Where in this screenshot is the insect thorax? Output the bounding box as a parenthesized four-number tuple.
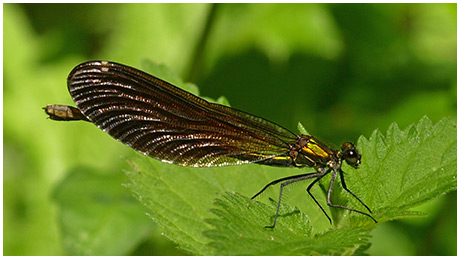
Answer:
(290, 135, 338, 168)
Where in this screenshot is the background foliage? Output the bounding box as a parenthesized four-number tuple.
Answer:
(4, 3, 456, 255)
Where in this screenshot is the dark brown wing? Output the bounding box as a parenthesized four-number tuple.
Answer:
(68, 61, 298, 167)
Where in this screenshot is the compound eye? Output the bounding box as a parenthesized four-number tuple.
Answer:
(341, 142, 361, 168)
(346, 150, 360, 165)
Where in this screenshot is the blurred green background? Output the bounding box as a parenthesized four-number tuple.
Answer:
(4, 3, 456, 255)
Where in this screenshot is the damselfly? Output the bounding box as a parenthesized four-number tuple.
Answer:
(44, 61, 377, 228)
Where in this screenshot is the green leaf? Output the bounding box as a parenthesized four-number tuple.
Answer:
(53, 167, 154, 255)
(203, 193, 370, 255)
(123, 157, 296, 255)
(297, 122, 310, 135)
(350, 116, 457, 225)
(124, 115, 456, 255)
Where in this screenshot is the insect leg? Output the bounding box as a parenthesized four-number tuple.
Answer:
(251, 172, 320, 200)
(306, 169, 331, 224)
(326, 169, 377, 223)
(261, 173, 323, 229)
(338, 169, 373, 214)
